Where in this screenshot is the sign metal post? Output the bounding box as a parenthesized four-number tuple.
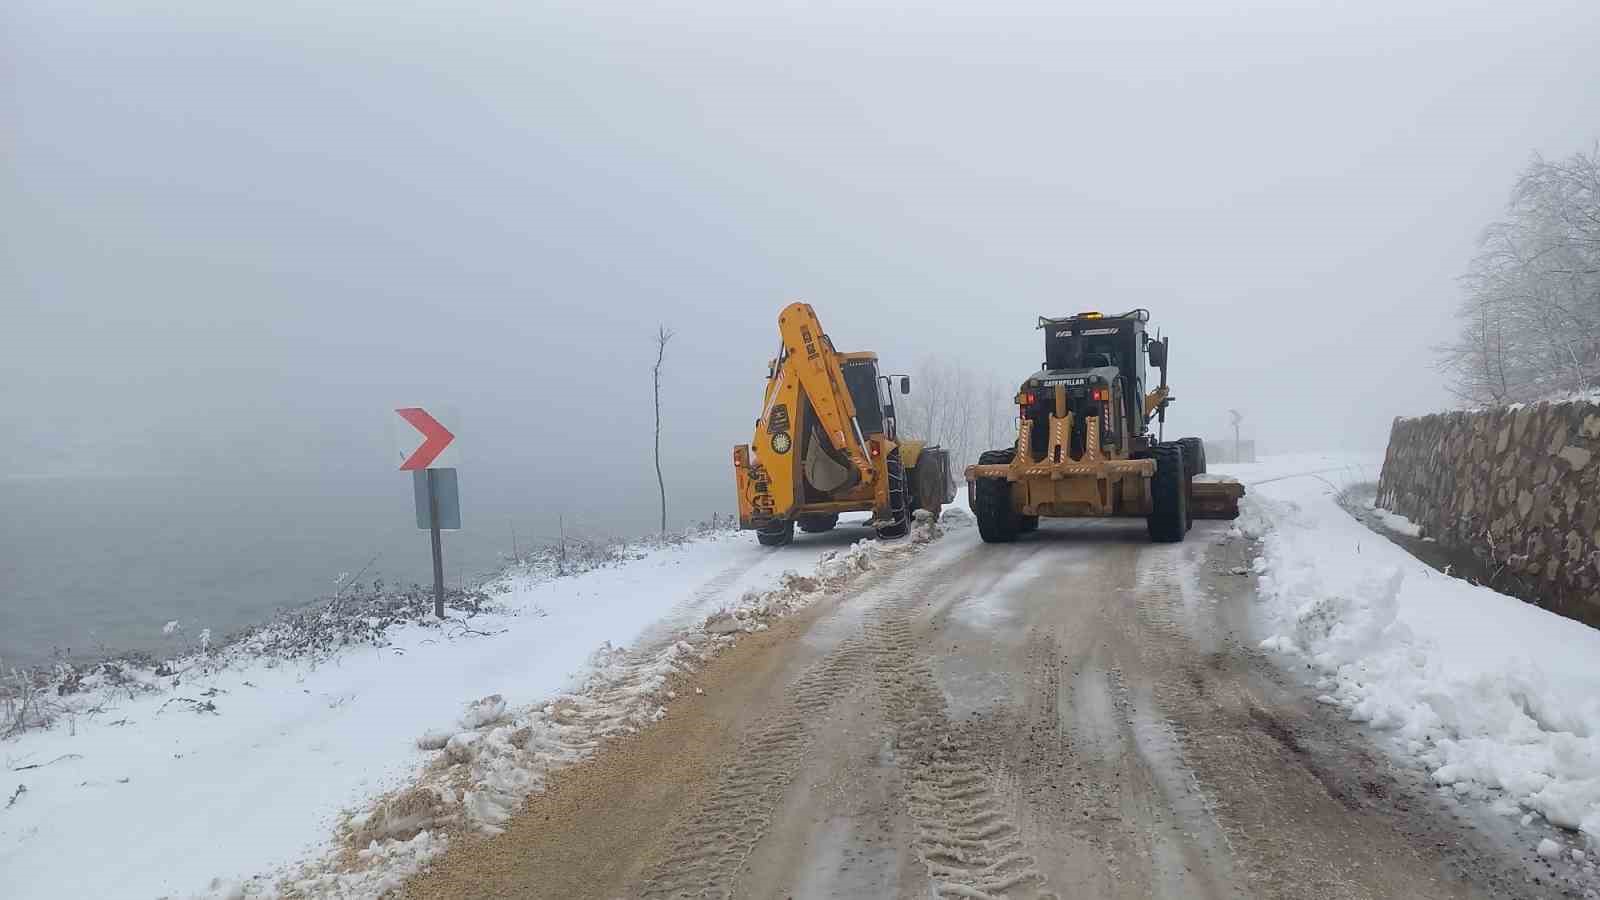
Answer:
(396, 407, 460, 620)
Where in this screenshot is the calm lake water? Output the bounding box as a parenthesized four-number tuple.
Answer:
(0, 469, 665, 667)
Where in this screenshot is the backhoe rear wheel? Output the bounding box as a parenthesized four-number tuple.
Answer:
(1147, 443, 1188, 543)
(875, 448, 911, 540)
(975, 448, 1020, 543)
(756, 519, 795, 546)
(903, 474, 942, 521)
(797, 513, 839, 533)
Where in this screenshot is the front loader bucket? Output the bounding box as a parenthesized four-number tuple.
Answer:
(1190, 475, 1245, 519)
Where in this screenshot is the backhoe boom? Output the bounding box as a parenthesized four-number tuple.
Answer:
(732, 302, 955, 546)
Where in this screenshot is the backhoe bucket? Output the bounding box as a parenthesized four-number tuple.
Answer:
(1190, 475, 1245, 519)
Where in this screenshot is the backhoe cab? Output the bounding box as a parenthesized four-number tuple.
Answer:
(966, 309, 1243, 543)
(734, 303, 954, 546)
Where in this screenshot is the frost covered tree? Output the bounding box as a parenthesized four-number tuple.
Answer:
(897, 356, 1014, 468)
(1439, 146, 1600, 404)
(982, 374, 1018, 452)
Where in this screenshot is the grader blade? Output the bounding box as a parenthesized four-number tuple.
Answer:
(1190, 475, 1245, 519)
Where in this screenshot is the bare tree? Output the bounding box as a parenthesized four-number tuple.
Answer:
(898, 355, 1011, 468)
(1438, 145, 1600, 404)
(983, 375, 1016, 452)
(653, 325, 674, 535)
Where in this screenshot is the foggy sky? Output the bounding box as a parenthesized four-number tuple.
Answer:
(5, 0, 1599, 532)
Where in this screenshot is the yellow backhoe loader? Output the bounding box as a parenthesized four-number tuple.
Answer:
(733, 302, 955, 546)
(965, 309, 1244, 543)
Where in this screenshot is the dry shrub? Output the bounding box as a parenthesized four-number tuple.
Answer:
(2, 669, 66, 739)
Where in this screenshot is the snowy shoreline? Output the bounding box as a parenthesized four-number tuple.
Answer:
(1, 510, 958, 899)
(0, 521, 745, 738)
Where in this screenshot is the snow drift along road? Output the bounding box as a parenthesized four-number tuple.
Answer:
(1242, 454, 1600, 849)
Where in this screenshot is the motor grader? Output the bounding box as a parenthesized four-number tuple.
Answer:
(965, 309, 1243, 543)
(733, 302, 955, 546)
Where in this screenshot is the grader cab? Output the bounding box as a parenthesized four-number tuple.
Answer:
(965, 310, 1243, 543)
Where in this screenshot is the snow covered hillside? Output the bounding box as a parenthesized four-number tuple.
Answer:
(0, 513, 956, 899)
(1234, 453, 1600, 859)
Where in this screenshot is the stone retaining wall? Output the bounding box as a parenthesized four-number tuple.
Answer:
(1377, 400, 1600, 627)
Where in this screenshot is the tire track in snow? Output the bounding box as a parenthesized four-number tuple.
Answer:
(865, 569, 1054, 900)
(636, 532, 1055, 900)
(636, 624, 878, 897)
(1124, 529, 1252, 899)
(634, 545, 962, 898)
(872, 610, 1053, 900)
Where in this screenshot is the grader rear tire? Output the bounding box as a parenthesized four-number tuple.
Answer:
(977, 448, 1017, 466)
(1147, 443, 1188, 543)
(975, 448, 1021, 543)
(975, 477, 1017, 543)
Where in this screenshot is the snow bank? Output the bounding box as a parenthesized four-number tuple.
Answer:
(0, 514, 953, 899)
(1370, 507, 1423, 538)
(1233, 454, 1600, 845)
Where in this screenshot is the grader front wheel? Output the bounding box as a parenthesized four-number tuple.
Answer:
(1178, 437, 1207, 475)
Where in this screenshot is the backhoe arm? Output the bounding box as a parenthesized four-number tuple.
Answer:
(1143, 385, 1170, 422)
(770, 302, 874, 482)
(741, 302, 876, 523)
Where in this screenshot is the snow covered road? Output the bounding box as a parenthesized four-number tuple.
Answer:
(400, 454, 1598, 900)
